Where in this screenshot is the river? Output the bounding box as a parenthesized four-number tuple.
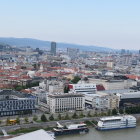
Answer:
(56, 125, 140, 140)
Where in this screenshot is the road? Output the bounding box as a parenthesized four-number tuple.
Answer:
(1, 114, 140, 132)
(0, 117, 98, 132)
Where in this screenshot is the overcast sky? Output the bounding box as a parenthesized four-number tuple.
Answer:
(0, 0, 140, 49)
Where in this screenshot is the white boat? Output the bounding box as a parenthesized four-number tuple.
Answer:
(97, 115, 136, 130)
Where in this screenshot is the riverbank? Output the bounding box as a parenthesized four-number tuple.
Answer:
(1, 114, 140, 136)
(3, 120, 140, 136)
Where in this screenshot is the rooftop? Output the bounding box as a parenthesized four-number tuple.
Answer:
(7, 129, 54, 140)
(48, 93, 84, 98)
(0, 89, 35, 99)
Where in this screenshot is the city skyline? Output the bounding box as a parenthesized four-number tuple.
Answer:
(0, 0, 140, 49)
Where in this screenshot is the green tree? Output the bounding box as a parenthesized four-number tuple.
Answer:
(71, 76, 81, 84)
(49, 114, 54, 121)
(107, 109, 112, 116)
(58, 114, 62, 120)
(15, 86, 23, 91)
(6, 118, 10, 125)
(83, 77, 88, 81)
(24, 117, 29, 123)
(16, 117, 20, 124)
(33, 115, 38, 122)
(79, 112, 85, 118)
(119, 108, 124, 114)
(100, 112, 106, 116)
(87, 111, 92, 117)
(64, 113, 70, 120)
(72, 112, 78, 119)
(112, 108, 117, 115)
(41, 114, 47, 122)
(64, 86, 69, 93)
(94, 112, 98, 117)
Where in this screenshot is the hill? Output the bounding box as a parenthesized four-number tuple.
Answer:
(0, 37, 115, 52)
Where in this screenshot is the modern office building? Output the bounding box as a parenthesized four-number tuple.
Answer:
(0, 90, 37, 116)
(51, 42, 56, 56)
(47, 93, 84, 113)
(117, 91, 140, 107)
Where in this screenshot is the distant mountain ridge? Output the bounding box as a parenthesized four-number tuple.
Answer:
(0, 37, 115, 52)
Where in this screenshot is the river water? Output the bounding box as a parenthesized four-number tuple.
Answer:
(57, 125, 140, 140)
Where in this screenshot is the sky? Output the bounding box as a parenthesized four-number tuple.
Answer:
(0, 0, 140, 49)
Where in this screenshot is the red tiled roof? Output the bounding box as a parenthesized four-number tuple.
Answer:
(96, 84, 105, 91)
(125, 75, 140, 80)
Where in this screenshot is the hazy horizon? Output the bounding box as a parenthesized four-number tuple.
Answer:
(0, 0, 140, 50)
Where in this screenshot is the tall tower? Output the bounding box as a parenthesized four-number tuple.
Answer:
(51, 42, 56, 56)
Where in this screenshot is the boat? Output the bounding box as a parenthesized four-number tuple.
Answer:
(96, 115, 136, 130)
(53, 122, 89, 136)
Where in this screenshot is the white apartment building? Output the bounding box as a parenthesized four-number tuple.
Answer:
(69, 83, 97, 95)
(47, 93, 84, 113)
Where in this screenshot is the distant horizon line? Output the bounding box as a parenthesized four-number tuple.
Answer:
(0, 36, 139, 51)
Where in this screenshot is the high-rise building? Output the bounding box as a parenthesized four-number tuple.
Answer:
(51, 42, 56, 56)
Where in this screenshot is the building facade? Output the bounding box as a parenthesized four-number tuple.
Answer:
(85, 93, 119, 110)
(51, 42, 56, 56)
(0, 90, 37, 116)
(118, 91, 140, 107)
(47, 93, 84, 113)
(69, 83, 97, 95)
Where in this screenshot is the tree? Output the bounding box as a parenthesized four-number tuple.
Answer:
(64, 113, 70, 120)
(6, 118, 10, 125)
(94, 112, 98, 117)
(49, 114, 54, 121)
(119, 108, 124, 114)
(83, 77, 88, 81)
(79, 112, 85, 118)
(71, 76, 81, 84)
(64, 86, 69, 93)
(24, 117, 29, 123)
(112, 108, 117, 115)
(58, 114, 62, 120)
(15, 85, 23, 91)
(33, 115, 38, 122)
(72, 112, 78, 119)
(107, 109, 112, 116)
(16, 117, 20, 124)
(87, 111, 92, 117)
(125, 106, 140, 114)
(41, 114, 47, 122)
(100, 112, 105, 116)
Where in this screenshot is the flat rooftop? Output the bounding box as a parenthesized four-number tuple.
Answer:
(7, 129, 54, 140)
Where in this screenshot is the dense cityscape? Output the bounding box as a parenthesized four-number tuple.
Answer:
(0, 41, 140, 139)
(1, 0, 140, 140)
